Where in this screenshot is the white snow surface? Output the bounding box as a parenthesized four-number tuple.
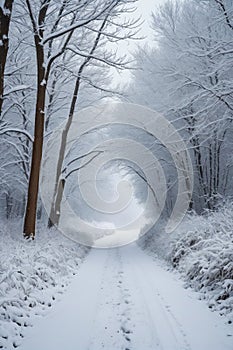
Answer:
(19, 243, 233, 350)
(140, 204, 233, 324)
(0, 222, 89, 350)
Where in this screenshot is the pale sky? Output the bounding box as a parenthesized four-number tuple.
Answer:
(114, 0, 169, 85)
(137, 0, 167, 39)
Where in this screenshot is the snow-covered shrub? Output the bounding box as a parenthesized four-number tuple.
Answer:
(0, 221, 89, 349)
(140, 203, 233, 323)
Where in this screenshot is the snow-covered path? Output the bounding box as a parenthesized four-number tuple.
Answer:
(20, 244, 233, 350)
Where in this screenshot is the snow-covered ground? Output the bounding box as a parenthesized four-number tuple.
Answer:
(140, 204, 233, 325)
(0, 222, 89, 350)
(19, 243, 233, 350)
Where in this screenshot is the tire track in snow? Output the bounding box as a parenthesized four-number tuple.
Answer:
(127, 249, 191, 350)
(87, 248, 135, 350)
(121, 245, 190, 350)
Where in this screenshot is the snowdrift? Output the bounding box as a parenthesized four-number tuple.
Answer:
(140, 203, 233, 324)
(0, 223, 89, 350)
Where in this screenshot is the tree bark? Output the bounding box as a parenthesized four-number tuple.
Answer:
(23, 40, 46, 238)
(24, 0, 76, 237)
(48, 78, 80, 227)
(23, 0, 49, 238)
(0, 0, 14, 116)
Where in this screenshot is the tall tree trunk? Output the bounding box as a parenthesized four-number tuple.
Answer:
(0, 0, 14, 116)
(48, 78, 80, 227)
(23, 0, 50, 238)
(23, 38, 46, 238)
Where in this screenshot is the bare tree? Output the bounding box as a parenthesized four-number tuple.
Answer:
(23, 0, 139, 238)
(128, 0, 233, 213)
(48, 0, 139, 228)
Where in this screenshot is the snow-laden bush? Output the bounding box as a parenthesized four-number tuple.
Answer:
(0, 222, 89, 349)
(140, 203, 233, 324)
